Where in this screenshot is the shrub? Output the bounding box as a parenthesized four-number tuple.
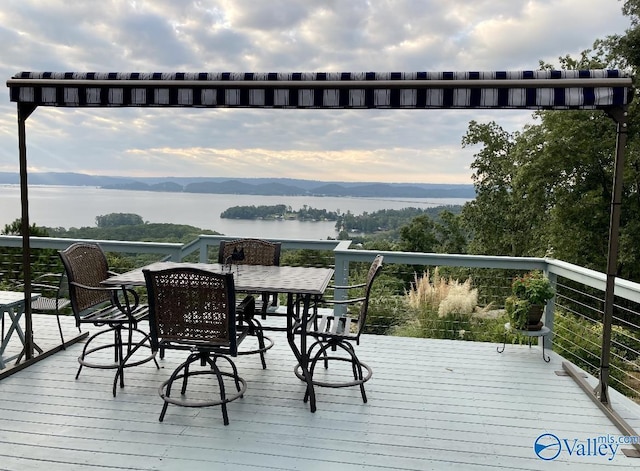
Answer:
(393, 268, 497, 340)
(553, 310, 638, 399)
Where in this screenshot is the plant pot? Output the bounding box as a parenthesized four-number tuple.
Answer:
(527, 304, 544, 331)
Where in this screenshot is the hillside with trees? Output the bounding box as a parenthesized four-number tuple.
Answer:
(45, 213, 220, 244)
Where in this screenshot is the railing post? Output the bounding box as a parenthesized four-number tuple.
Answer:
(543, 269, 557, 351)
(199, 237, 210, 264)
(333, 247, 350, 316)
(168, 246, 182, 262)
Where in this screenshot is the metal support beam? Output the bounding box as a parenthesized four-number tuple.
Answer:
(563, 362, 640, 456)
(596, 107, 628, 404)
(17, 103, 36, 361)
(559, 107, 640, 457)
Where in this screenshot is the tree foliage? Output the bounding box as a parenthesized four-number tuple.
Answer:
(398, 215, 438, 253)
(458, 8, 640, 280)
(49, 221, 219, 244)
(220, 204, 339, 221)
(336, 206, 462, 236)
(2, 218, 50, 236)
(0, 219, 57, 286)
(95, 213, 144, 228)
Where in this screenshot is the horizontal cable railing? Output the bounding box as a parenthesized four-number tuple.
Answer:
(1, 234, 639, 401)
(553, 276, 640, 400)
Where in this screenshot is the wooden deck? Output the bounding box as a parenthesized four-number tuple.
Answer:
(1, 314, 639, 470)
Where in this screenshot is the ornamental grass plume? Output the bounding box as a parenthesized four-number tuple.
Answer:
(405, 268, 478, 317)
(437, 278, 478, 317)
(398, 268, 498, 340)
(405, 268, 449, 312)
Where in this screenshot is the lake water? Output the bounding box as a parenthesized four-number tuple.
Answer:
(0, 185, 472, 240)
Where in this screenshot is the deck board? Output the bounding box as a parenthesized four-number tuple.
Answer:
(1, 314, 639, 470)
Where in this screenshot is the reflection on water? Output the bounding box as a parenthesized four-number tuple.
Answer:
(0, 185, 471, 240)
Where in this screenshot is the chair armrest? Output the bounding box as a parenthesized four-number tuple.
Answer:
(70, 281, 142, 313)
(70, 281, 123, 293)
(30, 282, 60, 291)
(14, 272, 62, 288)
(14, 277, 63, 297)
(321, 297, 366, 306)
(15, 281, 58, 290)
(236, 295, 256, 321)
(34, 273, 64, 282)
(328, 283, 366, 290)
(238, 295, 255, 311)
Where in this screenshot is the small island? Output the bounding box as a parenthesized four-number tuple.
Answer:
(220, 204, 339, 222)
(220, 204, 463, 235)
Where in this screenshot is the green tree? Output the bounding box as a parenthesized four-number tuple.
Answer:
(95, 213, 145, 228)
(2, 219, 50, 236)
(460, 120, 528, 256)
(434, 210, 468, 254)
(520, 110, 620, 270)
(0, 219, 58, 285)
(398, 215, 438, 253)
(459, 11, 640, 280)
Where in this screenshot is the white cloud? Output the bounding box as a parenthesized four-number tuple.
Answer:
(0, 0, 631, 184)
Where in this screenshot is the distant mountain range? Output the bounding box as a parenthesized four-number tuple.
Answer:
(0, 172, 476, 199)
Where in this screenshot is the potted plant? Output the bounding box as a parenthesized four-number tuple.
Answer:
(505, 271, 555, 331)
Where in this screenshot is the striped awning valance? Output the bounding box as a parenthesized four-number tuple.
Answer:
(7, 70, 633, 110)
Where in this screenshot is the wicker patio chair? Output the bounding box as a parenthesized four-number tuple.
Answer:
(143, 266, 251, 424)
(295, 255, 383, 404)
(218, 238, 280, 368)
(15, 271, 71, 348)
(58, 242, 158, 388)
(30, 272, 72, 347)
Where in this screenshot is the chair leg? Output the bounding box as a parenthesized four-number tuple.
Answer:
(75, 328, 106, 379)
(302, 339, 370, 404)
(110, 328, 121, 369)
(115, 328, 125, 388)
(159, 354, 195, 422)
(347, 345, 367, 403)
(181, 360, 191, 395)
(252, 319, 268, 369)
(55, 311, 66, 349)
(159, 400, 170, 422)
(113, 327, 159, 396)
(339, 341, 367, 403)
(238, 316, 271, 369)
(77, 326, 123, 380)
(304, 340, 333, 403)
(216, 354, 244, 394)
(207, 356, 229, 425)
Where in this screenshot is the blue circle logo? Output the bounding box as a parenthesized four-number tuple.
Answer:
(534, 433, 562, 460)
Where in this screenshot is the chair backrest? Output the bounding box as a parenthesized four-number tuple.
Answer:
(143, 267, 238, 355)
(59, 242, 112, 316)
(356, 255, 384, 335)
(218, 239, 281, 266)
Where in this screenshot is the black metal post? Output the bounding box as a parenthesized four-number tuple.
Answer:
(17, 103, 36, 360)
(596, 107, 628, 404)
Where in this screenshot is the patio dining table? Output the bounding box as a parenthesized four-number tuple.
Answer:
(103, 261, 334, 412)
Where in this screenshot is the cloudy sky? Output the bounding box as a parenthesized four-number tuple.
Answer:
(0, 0, 631, 184)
